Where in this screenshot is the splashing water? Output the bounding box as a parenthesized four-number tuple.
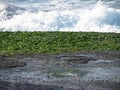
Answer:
(0, 0, 120, 32)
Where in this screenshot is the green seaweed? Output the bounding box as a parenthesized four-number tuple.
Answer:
(45, 68, 88, 77)
(0, 32, 120, 56)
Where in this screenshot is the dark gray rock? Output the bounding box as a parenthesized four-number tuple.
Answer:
(0, 51, 120, 90)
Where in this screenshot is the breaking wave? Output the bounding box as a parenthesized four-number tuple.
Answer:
(0, 0, 120, 33)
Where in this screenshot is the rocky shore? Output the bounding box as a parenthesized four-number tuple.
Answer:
(0, 51, 120, 90)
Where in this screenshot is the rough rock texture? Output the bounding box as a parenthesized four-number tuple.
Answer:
(0, 58, 27, 68)
(0, 51, 120, 90)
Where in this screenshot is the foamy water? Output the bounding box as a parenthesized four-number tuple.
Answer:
(0, 0, 120, 32)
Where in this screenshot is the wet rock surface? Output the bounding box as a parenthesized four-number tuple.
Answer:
(56, 55, 97, 64)
(0, 51, 120, 90)
(0, 58, 27, 68)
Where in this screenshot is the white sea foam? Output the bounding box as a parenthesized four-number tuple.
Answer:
(0, 0, 120, 32)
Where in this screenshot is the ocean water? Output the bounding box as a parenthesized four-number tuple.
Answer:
(0, 0, 120, 32)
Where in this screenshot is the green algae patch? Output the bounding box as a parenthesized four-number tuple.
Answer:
(0, 32, 120, 56)
(45, 68, 88, 77)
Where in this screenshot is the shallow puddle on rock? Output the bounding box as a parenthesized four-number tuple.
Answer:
(82, 67, 120, 82)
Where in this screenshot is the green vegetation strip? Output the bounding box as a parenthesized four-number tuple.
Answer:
(0, 32, 120, 55)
